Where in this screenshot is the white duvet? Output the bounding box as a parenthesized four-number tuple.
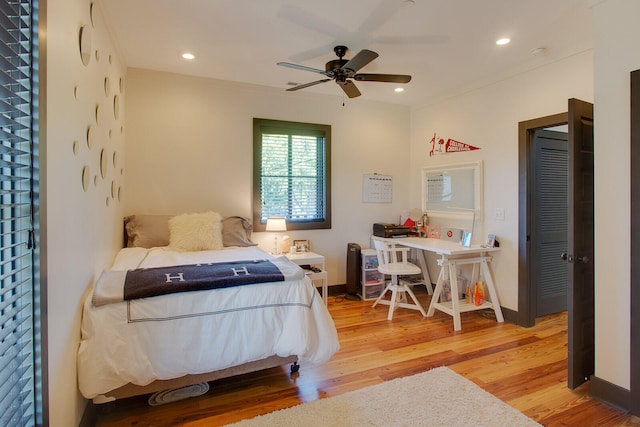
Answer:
(77, 246, 340, 400)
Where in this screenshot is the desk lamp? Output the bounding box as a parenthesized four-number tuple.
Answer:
(266, 217, 287, 255)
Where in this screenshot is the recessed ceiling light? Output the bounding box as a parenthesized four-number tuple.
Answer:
(182, 53, 195, 60)
(402, 0, 416, 7)
(394, 87, 405, 93)
(496, 38, 511, 46)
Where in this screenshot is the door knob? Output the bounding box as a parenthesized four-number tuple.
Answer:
(560, 252, 573, 263)
(576, 255, 590, 264)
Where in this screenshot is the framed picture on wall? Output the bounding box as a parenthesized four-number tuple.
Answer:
(293, 239, 310, 252)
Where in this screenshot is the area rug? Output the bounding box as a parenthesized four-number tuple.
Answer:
(226, 367, 540, 427)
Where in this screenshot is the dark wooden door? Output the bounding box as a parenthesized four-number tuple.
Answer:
(567, 98, 595, 389)
(532, 130, 569, 317)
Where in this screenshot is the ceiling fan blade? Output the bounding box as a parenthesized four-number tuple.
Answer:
(337, 80, 361, 98)
(354, 73, 412, 83)
(286, 79, 332, 91)
(277, 62, 329, 76)
(342, 49, 379, 73)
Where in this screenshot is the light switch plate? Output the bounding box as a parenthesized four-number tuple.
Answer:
(495, 208, 505, 221)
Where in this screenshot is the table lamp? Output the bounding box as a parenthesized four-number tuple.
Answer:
(265, 217, 287, 255)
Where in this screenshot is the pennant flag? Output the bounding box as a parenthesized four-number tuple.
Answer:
(429, 133, 480, 156)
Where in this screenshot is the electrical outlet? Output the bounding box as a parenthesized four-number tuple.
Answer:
(495, 208, 505, 221)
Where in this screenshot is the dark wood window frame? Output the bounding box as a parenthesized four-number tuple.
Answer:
(252, 118, 331, 232)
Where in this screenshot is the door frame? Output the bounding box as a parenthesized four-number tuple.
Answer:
(630, 69, 640, 415)
(518, 112, 568, 326)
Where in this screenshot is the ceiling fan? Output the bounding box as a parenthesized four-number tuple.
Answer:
(277, 45, 411, 98)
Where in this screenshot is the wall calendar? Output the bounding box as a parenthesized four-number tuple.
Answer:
(363, 174, 393, 203)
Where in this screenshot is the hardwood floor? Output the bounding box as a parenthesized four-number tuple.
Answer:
(93, 288, 640, 426)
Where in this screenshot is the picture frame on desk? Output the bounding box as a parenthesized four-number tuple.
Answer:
(293, 239, 310, 252)
(426, 225, 441, 239)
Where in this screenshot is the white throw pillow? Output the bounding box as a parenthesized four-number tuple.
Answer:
(168, 211, 223, 251)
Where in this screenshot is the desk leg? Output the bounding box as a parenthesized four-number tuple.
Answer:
(449, 263, 462, 331)
(426, 263, 446, 317)
(470, 262, 480, 285)
(481, 260, 504, 323)
(416, 250, 433, 295)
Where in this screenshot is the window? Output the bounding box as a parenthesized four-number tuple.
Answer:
(253, 118, 331, 231)
(0, 0, 42, 425)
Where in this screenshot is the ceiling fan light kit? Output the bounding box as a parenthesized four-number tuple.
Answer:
(277, 45, 411, 98)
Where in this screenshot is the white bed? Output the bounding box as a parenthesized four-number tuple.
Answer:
(77, 214, 339, 403)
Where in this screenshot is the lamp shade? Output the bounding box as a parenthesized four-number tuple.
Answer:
(265, 217, 287, 232)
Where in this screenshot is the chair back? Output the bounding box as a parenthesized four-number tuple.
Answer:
(372, 237, 390, 266)
(372, 237, 408, 266)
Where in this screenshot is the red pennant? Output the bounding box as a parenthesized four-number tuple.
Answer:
(429, 133, 480, 157)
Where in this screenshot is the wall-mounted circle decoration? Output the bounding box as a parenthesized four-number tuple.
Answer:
(95, 49, 100, 62)
(90, 2, 95, 27)
(95, 103, 101, 125)
(105, 197, 110, 207)
(119, 77, 124, 93)
(120, 167, 124, 176)
(79, 25, 92, 66)
(74, 85, 80, 100)
(73, 140, 78, 155)
(94, 175, 98, 186)
(104, 77, 110, 96)
(100, 148, 108, 179)
(86, 125, 94, 149)
(82, 166, 90, 191)
(120, 125, 124, 134)
(111, 181, 116, 198)
(117, 186, 122, 202)
(113, 94, 120, 120)
(108, 54, 113, 65)
(112, 151, 118, 167)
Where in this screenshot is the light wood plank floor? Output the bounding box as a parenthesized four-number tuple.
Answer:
(93, 288, 640, 426)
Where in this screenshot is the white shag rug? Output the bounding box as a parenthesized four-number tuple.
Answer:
(226, 367, 540, 427)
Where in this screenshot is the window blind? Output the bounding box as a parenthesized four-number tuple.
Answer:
(0, 0, 37, 425)
(259, 131, 326, 223)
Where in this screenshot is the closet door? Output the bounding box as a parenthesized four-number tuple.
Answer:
(531, 129, 569, 317)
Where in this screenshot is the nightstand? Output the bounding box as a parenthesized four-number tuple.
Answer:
(285, 251, 328, 305)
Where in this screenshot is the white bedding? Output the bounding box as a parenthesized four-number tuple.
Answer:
(77, 246, 340, 400)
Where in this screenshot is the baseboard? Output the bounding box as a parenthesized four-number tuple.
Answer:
(79, 401, 99, 427)
(500, 306, 518, 324)
(590, 374, 631, 412)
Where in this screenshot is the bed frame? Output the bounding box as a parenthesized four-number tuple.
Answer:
(93, 355, 298, 403)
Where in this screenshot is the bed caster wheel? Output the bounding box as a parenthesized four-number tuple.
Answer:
(290, 362, 300, 373)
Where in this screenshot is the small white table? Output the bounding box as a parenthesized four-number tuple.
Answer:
(376, 237, 503, 331)
(285, 251, 328, 305)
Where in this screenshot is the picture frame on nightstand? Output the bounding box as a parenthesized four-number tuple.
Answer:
(293, 239, 309, 252)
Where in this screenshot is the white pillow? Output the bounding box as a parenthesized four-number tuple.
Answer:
(168, 211, 223, 251)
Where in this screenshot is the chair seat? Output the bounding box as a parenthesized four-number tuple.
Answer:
(377, 263, 422, 277)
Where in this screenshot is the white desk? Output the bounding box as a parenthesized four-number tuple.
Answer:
(285, 251, 328, 305)
(376, 237, 503, 331)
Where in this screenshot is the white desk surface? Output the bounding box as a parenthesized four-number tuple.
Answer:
(377, 236, 500, 256)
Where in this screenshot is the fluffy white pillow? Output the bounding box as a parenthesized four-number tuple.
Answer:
(168, 211, 223, 251)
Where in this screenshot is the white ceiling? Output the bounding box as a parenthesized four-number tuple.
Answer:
(97, 0, 593, 107)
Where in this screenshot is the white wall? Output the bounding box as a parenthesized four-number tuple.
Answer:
(124, 68, 411, 285)
(590, 0, 640, 390)
(46, 1, 126, 425)
(409, 50, 594, 311)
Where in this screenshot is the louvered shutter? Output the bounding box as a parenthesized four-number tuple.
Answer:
(0, 0, 38, 425)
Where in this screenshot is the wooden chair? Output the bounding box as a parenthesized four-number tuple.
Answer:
(371, 237, 427, 320)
